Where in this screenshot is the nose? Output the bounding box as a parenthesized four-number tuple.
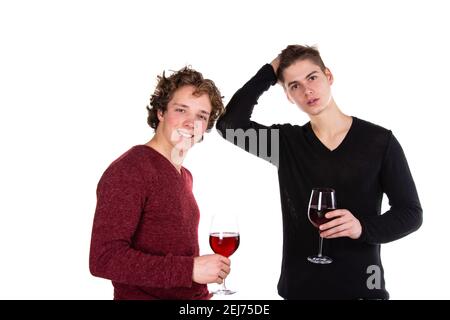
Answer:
(184, 120, 194, 129)
(304, 87, 313, 95)
(183, 114, 195, 129)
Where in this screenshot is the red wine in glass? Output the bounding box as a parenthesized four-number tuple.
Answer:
(209, 214, 239, 295)
(308, 205, 335, 228)
(307, 188, 336, 264)
(209, 232, 240, 258)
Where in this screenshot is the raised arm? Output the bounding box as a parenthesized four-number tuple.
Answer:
(216, 62, 278, 132)
(216, 60, 281, 165)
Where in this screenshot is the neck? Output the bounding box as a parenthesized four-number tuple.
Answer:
(146, 133, 185, 172)
(309, 99, 351, 137)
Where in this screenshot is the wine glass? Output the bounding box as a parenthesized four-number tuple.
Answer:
(307, 188, 336, 264)
(209, 213, 240, 295)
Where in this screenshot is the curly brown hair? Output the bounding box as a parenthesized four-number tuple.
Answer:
(146, 67, 224, 130)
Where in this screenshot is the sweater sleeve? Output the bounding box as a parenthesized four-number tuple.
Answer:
(358, 133, 423, 244)
(216, 64, 281, 166)
(89, 162, 194, 288)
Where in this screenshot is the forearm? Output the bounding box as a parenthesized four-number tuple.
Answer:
(89, 237, 195, 288)
(359, 204, 423, 244)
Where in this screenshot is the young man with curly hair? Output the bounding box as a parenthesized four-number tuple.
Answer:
(216, 45, 422, 299)
(90, 67, 227, 300)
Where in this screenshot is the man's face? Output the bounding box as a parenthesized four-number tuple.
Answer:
(157, 85, 212, 151)
(282, 59, 334, 116)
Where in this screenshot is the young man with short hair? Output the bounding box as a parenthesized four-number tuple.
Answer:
(216, 45, 422, 299)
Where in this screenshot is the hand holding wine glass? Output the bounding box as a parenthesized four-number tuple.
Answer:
(192, 254, 230, 285)
(209, 213, 240, 295)
(318, 209, 362, 240)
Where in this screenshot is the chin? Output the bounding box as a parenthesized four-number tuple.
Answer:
(309, 104, 328, 116)
(300, 106, 322, 117)
(177, 138, 197, 150)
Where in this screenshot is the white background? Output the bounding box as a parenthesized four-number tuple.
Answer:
(1, 0, 449, 300)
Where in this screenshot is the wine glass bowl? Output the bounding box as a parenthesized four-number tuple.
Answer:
(308, 206, 335, 228)
(209, 232, 240, 258)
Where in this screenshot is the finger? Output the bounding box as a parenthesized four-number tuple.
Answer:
(324, 230, 352, 239)
(222, 264, 231, 275)
(219, 256, 231, 266)
(325, 209, 346, 219)
(321, 222, 352, 238)
(220, 270, 229, 279)
(319, 215, 352, 231)
(319, 217, 343, 231)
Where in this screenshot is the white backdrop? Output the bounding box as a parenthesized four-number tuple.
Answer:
(1, 0, 449, 300)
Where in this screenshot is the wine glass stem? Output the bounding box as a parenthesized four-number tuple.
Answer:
(318, 235, 324, 257)
(222, 278, 227, 291)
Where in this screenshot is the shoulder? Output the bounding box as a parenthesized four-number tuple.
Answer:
(354, 117, 393, 143)
(182, 167, 194, 188)
(354, 117, 391, 135)
(270, 123, 304, 133)
(269, 122, 310, 141)
(108, 145, 151, 170)
(351, 118, 400, 163)
(183, 167, 193, 179)
(99, 145, 152, 186)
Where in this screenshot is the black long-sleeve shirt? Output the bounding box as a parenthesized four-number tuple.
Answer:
(216, 64, 422, 299)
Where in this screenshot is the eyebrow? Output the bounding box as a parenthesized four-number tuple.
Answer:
(287, 71, 319, 87)
(173, 103, 210, 115)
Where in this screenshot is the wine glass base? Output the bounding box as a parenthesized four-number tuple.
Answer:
(212, 289, 236, 295)
(307, 255, 333, 264)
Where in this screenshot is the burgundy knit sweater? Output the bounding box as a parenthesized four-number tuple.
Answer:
(89, 145, 211, 300)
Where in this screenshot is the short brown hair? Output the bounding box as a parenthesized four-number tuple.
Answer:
(277, 45, 327, 83)
(147, 67, 224, 130)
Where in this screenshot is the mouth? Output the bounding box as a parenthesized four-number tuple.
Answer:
(177, 129, 194, 139)
(307, 98, 320, 106)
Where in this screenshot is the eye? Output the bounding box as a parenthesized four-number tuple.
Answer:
(290, 84, 298, 91)
(175, 108, 185, 113)
(198, 114, 208, 121)
(308, 75, 317, 81)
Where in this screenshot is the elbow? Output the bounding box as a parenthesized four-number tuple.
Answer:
(215, 116, 227, 137)
(405, 203, 423, 235)
(89, 246, 108, 279)
(216, 116, 240, 139)
(412, 205, 423, 232)
(89, 251, 101, 278)
(215, 113, 249, 137)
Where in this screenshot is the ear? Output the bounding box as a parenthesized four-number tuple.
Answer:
(157, 109, 164, 122)
(283, 85, 295, 104)
(325, 68, 334, 85)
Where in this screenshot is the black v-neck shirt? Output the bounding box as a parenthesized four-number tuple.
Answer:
(216, 64, 422, 299)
